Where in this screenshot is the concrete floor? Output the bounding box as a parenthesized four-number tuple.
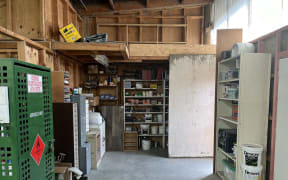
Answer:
(88, 150, 220, 180)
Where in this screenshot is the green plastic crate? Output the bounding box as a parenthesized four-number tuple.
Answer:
(0, 59, 54, 180)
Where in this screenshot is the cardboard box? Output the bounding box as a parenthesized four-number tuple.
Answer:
(55, 162, 72, 180)
(59, 24, 82, 43)
(88, 65, 99, 74)
(232, 105, 238, 121)
(89, 97, 100, 107)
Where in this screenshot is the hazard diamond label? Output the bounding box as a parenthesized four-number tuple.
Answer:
(30, 134, 45, 166)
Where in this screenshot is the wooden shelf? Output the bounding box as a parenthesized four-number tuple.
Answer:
(98, 85, 117, 88)
(125, 80, 163, 82)
(125, 88, 157, 90)
(219, 56, 238, 64)
(88, 73, 117, 76)
(218, 79, 239, 83)
(100, 99, 118, 101)
(218, 116, 238, 125)
(218, 148, 236, 162)
(125, 112, 164, 114)
(125, 104, 163, 106)
(125, 122, 165, 124)
(125, 96, 164, 98)
(139, 134, 164, 137)
(218, 98, 239, 101)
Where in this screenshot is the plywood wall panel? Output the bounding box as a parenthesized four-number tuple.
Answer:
(169, 54, 216, 157)
(97, 17, 118, 41)
(0, 0, 7, 28)
(118, 17, 139, 42)
(187, 18, 201, 44)
(12, 0, 44, 40)
(216, 29, 243, 61)
(45, 0, 54, 40)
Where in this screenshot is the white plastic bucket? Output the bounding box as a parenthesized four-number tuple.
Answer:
(231, 43, 256, 57)
(142, 140, 151, 151)
(151, 126, 158, 135)
(157, 114, 163, 122)
(241, 144, 263, 167)
(242, 164, 262, 180)
(159, 126, 165, 134)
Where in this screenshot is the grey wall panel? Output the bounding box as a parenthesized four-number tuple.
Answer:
(100, 106, 124, 151)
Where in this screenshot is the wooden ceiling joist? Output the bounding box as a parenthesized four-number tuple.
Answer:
(108, 0, 115, 10)
(82, 0, 210, 16)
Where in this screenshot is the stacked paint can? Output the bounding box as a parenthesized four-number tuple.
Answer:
(241, 144, 263, 180)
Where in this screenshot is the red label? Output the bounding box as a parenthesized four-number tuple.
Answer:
(30, 134, 45, 166)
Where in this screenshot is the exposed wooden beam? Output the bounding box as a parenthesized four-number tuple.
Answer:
(87, 15, 189, 19)
(54, 42, 127, 51)
(97, 23, 187, 27)
(108, 0, 115, 10)
(79, 0, 88, 11)
(53, 42, 129, 59)
(146, 0, 150, 8)
(83, 0, 210, 16)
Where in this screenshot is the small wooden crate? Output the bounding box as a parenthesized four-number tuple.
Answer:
(123, 132, 138, 152)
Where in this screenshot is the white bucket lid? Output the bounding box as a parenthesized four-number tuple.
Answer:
(242, 144, 263, 152)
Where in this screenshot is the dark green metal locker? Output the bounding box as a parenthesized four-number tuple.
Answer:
(0, 59, 54, 180)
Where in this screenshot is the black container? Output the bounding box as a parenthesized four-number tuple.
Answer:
(221, 50, 232, 59)
(218, 129, 237, 153)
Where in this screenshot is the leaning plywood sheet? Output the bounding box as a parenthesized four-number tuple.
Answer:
(274, 58, 288, 180)
(169, 54, 216, 157)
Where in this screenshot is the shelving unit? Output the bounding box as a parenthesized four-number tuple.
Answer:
(123, 80, 167, 149)
(84, 72, 119, 105)
(215, 53, 271, 180)
(164, 80, 169, 149)
(52, 71, 71, 103)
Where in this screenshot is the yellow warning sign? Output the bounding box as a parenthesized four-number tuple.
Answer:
(59, 23, 82, 43)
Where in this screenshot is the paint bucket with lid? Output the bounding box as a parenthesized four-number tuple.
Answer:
(151, 126, 158, 135)
(157, 114, 163, 122)
(159, 126, 165, 135)
(241, 144, 263, 167)
(142, 139, 151, 151)
(242, 164, 262, 180)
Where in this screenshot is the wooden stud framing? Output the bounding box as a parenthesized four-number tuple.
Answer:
(0, 0, 83, 41)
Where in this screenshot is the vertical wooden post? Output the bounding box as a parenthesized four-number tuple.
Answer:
(183, 8, 187, 43)
(201, 7, 205, 44)
(39, 0, 46, 39)
(117, 17, 120, 41)
(39, 50, 46, 67)
(6, 0, 12, 30)
(52, 0, 59, 40)
(156, 25, 159, 44)
(63, 0, 69, 25)
(126, 25, 129, 44)
(74, 63, 79, 87)
(139, 11, 143, 42)
(17, 41, 27, 62)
